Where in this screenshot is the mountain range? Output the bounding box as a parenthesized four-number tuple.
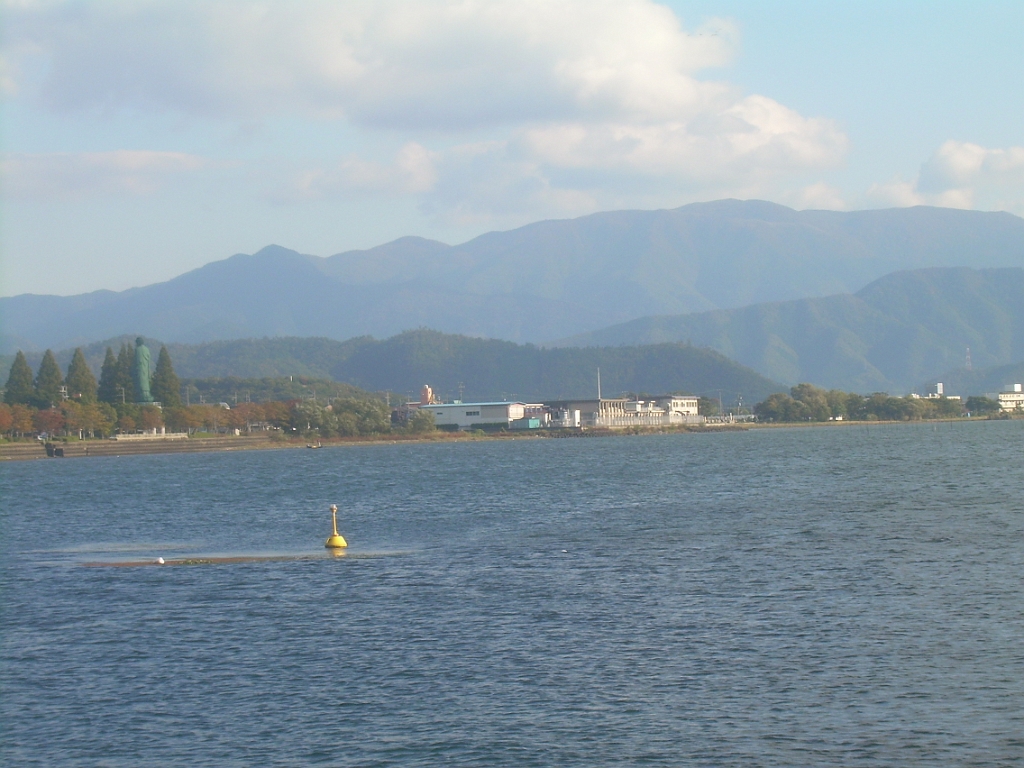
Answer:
(5, 200, 1024, 354)
(555, 267, 1024, 393)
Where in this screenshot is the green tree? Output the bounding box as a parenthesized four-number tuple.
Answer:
(825, 389, 848, 419)
(65, 348, 98, 403)
(95, 403, 117, 437)
(964, 395, 999, 415)
(790, 383, 830, 421)
(114, 344, 135, 403)
(138, 405, 164, 431)
(698, 396, 720, 417)
(150, 346, 181, 407)
(407, 408, 436, 433)
(97, 347, 119, 403)
(4, 351, 35, 405)
(33, 350, 64, 408)
(754, 392, 793, 422)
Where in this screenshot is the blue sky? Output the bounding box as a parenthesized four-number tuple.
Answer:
(2, 0, 1022, 297)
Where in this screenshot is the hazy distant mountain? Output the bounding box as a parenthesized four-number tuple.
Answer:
(918, 361, 1024, 398)
(4, 330, 783, 406)
(554, 267, 1024, 394)
(4, 200, 1024, 353)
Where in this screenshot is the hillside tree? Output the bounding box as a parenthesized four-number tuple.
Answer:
(4, 351, 35, 405)
(114, 344, 136, 403)
(33, 350, 64, 408)
(97, 347, 119, 403)
(65, 348, 98, 403)
(150, 346, 181, 407)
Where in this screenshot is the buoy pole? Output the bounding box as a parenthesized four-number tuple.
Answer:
(325, 504, 348, 549)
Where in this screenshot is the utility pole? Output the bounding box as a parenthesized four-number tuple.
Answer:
(597, 368, 602, 400)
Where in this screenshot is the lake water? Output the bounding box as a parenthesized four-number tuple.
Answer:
(2, 421, 1024, 766)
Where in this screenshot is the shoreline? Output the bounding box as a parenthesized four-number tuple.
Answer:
(0, 416, 1008, 462)
(0, 425, 735, 461)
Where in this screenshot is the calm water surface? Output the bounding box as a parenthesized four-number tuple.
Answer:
(2, 422, 1024, 766)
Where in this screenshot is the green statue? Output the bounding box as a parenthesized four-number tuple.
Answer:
(133, 337, 154, 403)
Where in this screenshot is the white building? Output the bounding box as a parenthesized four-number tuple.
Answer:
(425, 401, 542, 430)
(998, 384, 1024, 412)
(547, 396, 703, 428)
(911, 382, 961, 402)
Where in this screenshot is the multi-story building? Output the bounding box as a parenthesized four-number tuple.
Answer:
(998, 384, 1024, 412)
(546, 396, 702, 428)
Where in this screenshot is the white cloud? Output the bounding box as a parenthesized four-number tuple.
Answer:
(4, 0, 849, 220)
(868, 141, 1024, 214)
(4, 0, 737, 128)
(2, 150, 209, 198)
(521, 95, 846, 178)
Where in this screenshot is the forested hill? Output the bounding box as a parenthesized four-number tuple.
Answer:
(553, 267, 1024, 394)
(5, 331, 783, 406)
(4, 200, 1024, 353)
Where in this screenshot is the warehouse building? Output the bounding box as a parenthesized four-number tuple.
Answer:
(425, 401, 545, 430)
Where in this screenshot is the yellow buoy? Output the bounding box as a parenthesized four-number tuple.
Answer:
(325, 504, 348, 549)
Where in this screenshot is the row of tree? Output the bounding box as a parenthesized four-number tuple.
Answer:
(1, 344, 438, 440)
(0, 397, 427, 440)
(3, 344, 182, 408)
(753, 383, 999, 422)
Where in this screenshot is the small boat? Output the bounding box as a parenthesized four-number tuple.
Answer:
(306, 441, 322, 449)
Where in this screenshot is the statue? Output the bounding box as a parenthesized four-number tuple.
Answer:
(133, 337, 154, 403)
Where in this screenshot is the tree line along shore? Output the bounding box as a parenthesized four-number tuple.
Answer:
(1, 342, 1014, 447)
(0, 344, 421, 442)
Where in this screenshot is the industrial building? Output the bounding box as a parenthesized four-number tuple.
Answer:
(424, 401, 547, 430)
(546, 396, 702, 428)
(404, 383, 704, 431)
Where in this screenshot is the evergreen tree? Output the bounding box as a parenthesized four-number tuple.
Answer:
(151, 346, 181, 407)
(65, 348, 98, 403)
(33, 350, 64, 408)
(4, 351, 35, 405)
(97, 347, 119, 404)
(114, 344, 135, 404)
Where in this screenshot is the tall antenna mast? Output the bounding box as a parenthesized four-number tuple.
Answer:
(965, 347, 972, 371)
(597, 368, 602, 400)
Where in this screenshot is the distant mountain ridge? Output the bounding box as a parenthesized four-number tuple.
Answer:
(554, 267, 1024, 393)
(4, 200, 1024, 353)
(3, 330, 783, 406)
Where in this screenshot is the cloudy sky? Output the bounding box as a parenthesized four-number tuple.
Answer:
(2, 0, 1022, 297)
